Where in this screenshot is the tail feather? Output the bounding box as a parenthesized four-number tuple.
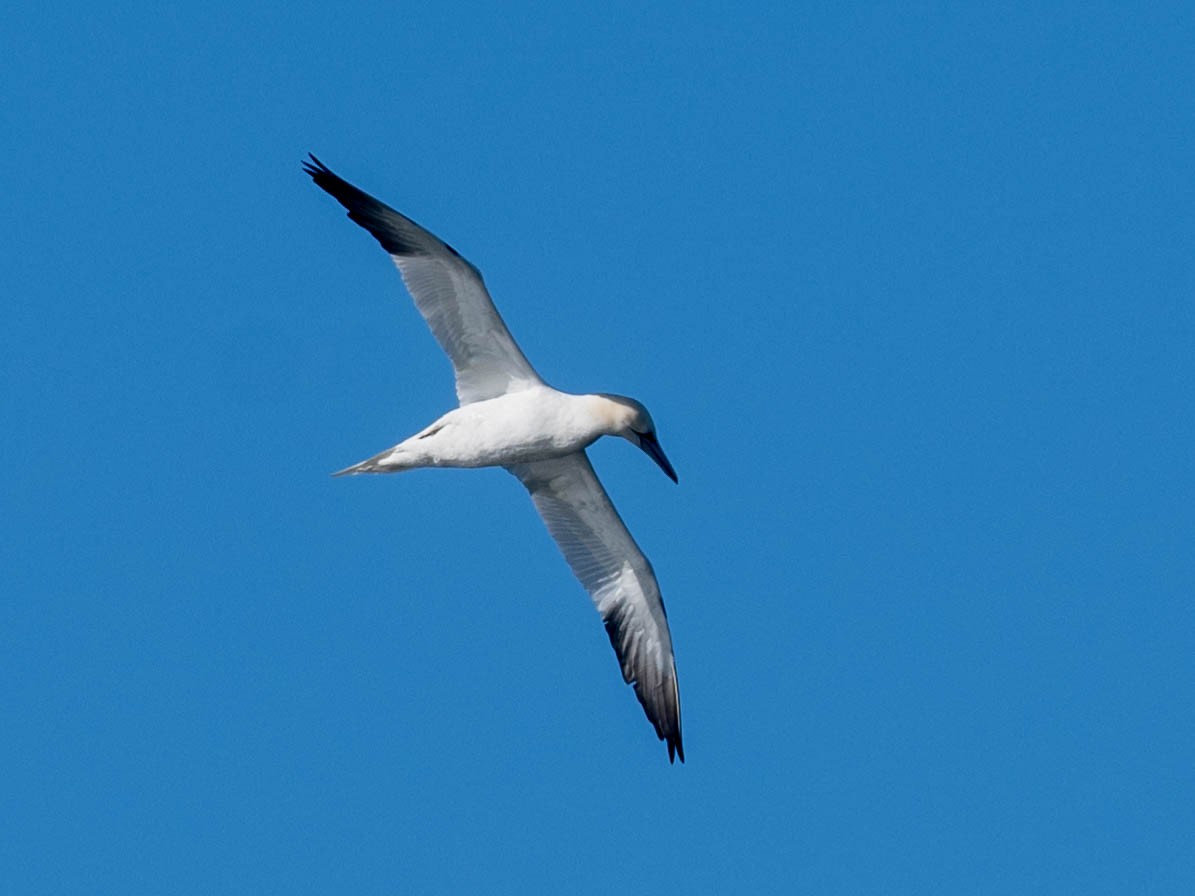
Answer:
(332, 447, 408, 476)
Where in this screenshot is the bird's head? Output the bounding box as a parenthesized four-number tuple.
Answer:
(598, 395, 678, 484)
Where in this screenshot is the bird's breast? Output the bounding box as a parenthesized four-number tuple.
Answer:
(427, 389, 602, 467)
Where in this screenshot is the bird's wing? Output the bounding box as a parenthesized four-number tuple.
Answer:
(507, 453, 684, 762)
(304, 155, 544, 405)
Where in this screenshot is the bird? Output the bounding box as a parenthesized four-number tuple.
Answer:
(303, 155, 684, 762)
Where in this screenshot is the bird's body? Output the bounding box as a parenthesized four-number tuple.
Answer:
(304, 156, 684, 762)
(338, 388, 637, 475)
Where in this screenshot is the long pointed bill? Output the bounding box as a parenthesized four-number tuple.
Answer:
(639, 432, 678, 483)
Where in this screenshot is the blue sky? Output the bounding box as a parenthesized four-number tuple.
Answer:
(4, 2, 1193, 893)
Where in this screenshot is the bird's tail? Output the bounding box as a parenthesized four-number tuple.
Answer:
(332, 446, 411, 477)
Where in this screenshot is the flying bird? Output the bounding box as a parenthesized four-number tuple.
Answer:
(303, 156, 684, 762)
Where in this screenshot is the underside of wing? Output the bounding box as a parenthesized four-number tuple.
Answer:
(508, 453, 684, 763)
(304, 155, 543, 404)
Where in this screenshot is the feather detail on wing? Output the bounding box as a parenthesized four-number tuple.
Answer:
(304, 155, 543, 405)
(508, 453, 684, 763)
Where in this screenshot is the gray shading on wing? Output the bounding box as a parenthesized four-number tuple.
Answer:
(303, 155, 544, 405)
(507, 453, 684, 763)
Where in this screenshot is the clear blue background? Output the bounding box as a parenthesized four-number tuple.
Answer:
(4, 3, 1193, 893)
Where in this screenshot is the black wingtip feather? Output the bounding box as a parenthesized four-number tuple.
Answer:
(302, 152, 327, 176)
(669, 726, 685, 763)
(302, 153, 437, 259)
(602, 612, 685, 764)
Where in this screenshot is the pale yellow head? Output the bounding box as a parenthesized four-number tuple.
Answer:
(593, 394, 678, 483)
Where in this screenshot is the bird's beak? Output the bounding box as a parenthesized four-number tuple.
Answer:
(639, 432, 678, 483)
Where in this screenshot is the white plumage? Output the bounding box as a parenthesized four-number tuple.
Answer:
(305, 155, 683, 762)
